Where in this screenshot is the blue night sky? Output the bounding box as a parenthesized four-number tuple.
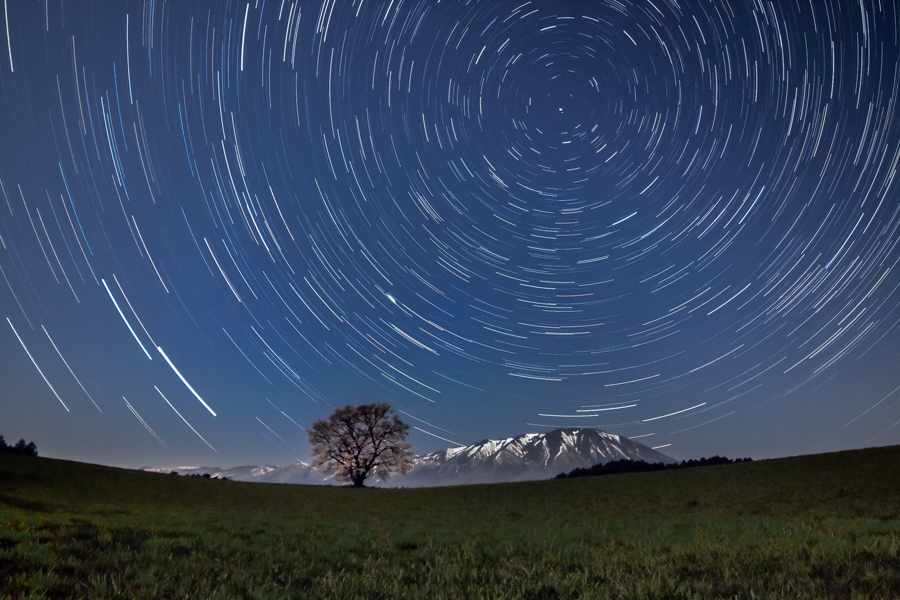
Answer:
(1, 0, 898, 471)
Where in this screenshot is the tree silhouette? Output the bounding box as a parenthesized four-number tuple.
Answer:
(555, 455, 752, 479)
(308, 402, 413, 487)
(0, 435, 38, 456)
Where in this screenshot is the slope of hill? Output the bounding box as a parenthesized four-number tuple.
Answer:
(1, 445, 898, 599)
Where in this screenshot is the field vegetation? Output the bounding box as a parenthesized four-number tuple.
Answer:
(1, 445, 898, 599)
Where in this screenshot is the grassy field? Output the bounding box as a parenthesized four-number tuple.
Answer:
(1, 446, 898, 599)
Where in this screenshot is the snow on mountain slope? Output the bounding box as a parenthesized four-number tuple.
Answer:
(143, 463, 332, 484)
(381, 428, 676, 487)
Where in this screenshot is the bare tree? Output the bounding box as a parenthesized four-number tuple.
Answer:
(308, 402, 414, 487)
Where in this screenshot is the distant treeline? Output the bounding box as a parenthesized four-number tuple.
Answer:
(0, 435, 38, 457)
(556, 456, 752, 479)
(168, 471, 230, 480)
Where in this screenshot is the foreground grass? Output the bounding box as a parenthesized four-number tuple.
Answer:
(1, 446, 898, 599)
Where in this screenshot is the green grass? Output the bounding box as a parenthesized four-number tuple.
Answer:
(1, 445, 898, 599)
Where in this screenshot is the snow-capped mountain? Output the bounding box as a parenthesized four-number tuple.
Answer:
(142, 462, 332, 485)
(255, 462, 335, 485)
(145, 428, 674, 487)
(386, 428, 676, 487)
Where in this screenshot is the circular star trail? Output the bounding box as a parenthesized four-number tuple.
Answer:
(1, 0, 898, 468)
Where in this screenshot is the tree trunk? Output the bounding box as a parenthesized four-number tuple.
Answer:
(351, 473, 365, 487)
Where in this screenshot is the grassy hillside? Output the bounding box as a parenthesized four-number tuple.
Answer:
(1, 445, 898, 599)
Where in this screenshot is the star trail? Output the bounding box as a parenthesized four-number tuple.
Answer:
(1, 0, 898, 469)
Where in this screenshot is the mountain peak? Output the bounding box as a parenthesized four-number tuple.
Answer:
(391, 427, 674, 487)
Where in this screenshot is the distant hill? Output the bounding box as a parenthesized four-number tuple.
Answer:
(147, 428, 675, 487)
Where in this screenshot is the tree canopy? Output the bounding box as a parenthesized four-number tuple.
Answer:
(308, 402, 413, 487)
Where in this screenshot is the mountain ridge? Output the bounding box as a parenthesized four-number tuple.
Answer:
(145, 428, 675, 487)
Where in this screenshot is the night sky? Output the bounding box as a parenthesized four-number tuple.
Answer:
(1, 0, 898, 471)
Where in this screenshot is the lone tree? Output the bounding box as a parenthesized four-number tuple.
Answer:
(308, 402, 413, 487)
